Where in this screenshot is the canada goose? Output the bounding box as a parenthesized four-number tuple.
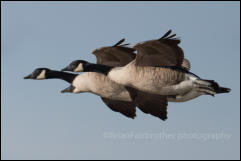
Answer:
(61, 39, 196, 102)
(61, 39, 168, 120)
(68, 30, 230, 100)
(24, 68, 137, 119)
(24, 40, 169, 120)
(63, 45, 228, 102)
(105, 30, 231, 98)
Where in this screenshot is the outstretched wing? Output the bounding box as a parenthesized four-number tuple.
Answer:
(137, 95, 168, 121)
(134, 30, 184, 67)
(93, 38, 181, 121)
(92, 39, 136, 67)
(125, 87, 168, 121)
(101, 97, 136, 119)
(92, 40, 137, 119)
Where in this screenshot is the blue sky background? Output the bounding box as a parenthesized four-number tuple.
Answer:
(1, 1, 240, 160)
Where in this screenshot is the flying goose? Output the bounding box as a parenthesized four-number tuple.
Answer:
(105, 30, 231, 98)
(71, 30, 230, 100)
(61, 39, 168, 120)
(24, 39, 169, 120)
(24, 67, 137, 119)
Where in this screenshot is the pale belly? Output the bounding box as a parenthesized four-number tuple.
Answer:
(85, 73, 132, 102)
(108, 65, 194, 96)
(92, 84, 132, 102)
(167, 90, 204, 102)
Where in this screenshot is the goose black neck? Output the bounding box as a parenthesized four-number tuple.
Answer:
(83, 63, 113, 75)
(46, 70, 78, 83)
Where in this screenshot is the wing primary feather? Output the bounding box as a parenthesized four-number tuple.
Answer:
(159, 29, 172, 39)
(125, 87, 168, 121)
(101, 97, 136, 119)
(167, 34, 176, 39)
(119, 43, 130, 47)
(113, 38, 125, 46)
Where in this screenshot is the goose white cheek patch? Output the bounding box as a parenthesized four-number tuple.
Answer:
(36, 70, 46, 80)
(74, 63, 83, 72)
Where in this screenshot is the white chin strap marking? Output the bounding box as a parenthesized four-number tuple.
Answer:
(36, 70, 46, 80)
(74, 63, 83, 72)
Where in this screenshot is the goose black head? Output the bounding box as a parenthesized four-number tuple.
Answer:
(61, 60, 90, 72)
(24, 68, 51, 80)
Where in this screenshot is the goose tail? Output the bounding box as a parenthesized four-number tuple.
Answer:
(215, 86, 231, 94)
(197, 79, 231, 94)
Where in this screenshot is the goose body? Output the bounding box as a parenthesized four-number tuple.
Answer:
(24, 68, 137, 119)
(24, 30, 231, 121)
(60, 32, 230, 120)
(24, 39, 169, 120)
(104, 30, 230, 98)
(23, 68, 132, 102)
(108, 62, 189, 95)
(71, 72, 132, 102)
(61, 39, 169, 120)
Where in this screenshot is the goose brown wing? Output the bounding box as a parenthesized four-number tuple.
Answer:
(125, 87, 168, 121)
(134, 30, 184, 67)
(92, 39, 136, 67)
(101, 97, 136, 119)
(137, 94, 168, 121)
(182, 58, 191, 71)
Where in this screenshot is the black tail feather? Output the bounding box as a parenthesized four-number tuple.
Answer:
(203, 80, 231, 94)
(216, 87, 231, 93)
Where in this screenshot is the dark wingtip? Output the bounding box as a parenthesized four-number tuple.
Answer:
(167, 34, 176, 39)
(161, 117, 168, 121)
(131, 114, 136, 119)
(119, 43, 130, 47)
(113, 38, 125, 46)
(160, 29, 172, 39)
(158, 30, 181, 45)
